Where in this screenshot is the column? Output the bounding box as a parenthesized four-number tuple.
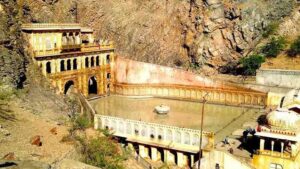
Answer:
(281, 142, 284, 157)
(260, 139, 265, 151)
(191, 154, 195, 168)
(177, 152, 185, 167)
(139, 145, 147, 158)
(271, 140, 274, 155)
(70, 58, 74, 71)
(41, 61, 46, 76)
(151, 147, 158, 161)
(51, 60, 55, 74)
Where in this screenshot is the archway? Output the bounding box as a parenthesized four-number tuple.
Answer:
(91, 57, 95, 67)
(64, 80, 74, 95)
(67, 59, 71, 70)
(85, 57, 89, 68)
(96, 56, 100, 66)
(106, 55, 110, 64)
(88, 76, 98, 94)
(73, 59, 77, 70)
(46, 62, 51, 74)
(60, 60, 65, 71)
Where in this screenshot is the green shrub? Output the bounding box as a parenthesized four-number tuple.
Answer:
(262, 22, 279, 38)
(80, 137, 125, 169)
(288, 36, 300, 57)
(73, 115, 90, 130)
(240, 54, 265, 75)
(261, 36, 286, 57)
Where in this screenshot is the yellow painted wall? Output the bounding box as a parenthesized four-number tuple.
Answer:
(253, 154, 300, 169)
(30, 32, 62, 52)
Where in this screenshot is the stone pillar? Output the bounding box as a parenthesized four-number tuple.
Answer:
(41, 61, 46, 76)
(165, 150, 175, 164)
(177, 152, 185, 168)
(139, 145, 147, 158)
(151, 147, 158, 161)
(260, 139, 265, 151)
(271, 140, 274, 155)
(281, 142, 284, 157)
(70, 59, 74, 71)
(191, 154, 195, 167)
(51, 60, 55, 74)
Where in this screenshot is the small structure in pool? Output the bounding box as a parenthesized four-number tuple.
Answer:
(155, 104, 170, 114)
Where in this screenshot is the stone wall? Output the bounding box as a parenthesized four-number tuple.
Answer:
(115, 57, 239, 90)
(256, 69, 300, 89)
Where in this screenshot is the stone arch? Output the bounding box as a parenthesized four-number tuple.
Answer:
(184, 132, 191, 145)
(85, 57, 89, 68)
(88, 76, 98, 95)
(46, 61, 51, 74)
(64, 80, 74, 95)
(192, 134, 200, 146)
(91, 57, 95, 67)
(106, 54, 110, 64)
(175, 131, 182, 143)
(158, 128, 164, 140)
(67, 59, 71, 70)
(60, 60, 65, 71)
(126, 122, 132, 134)
(73, 59, 77, 70)
(96, 56, 100, 66)
(166, 129, 173, 141)
(118, 121, 124, 133)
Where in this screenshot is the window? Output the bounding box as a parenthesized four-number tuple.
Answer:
(73, 59, 77, 70)
(67, 59, 71, 70)
(60, 60, 65, 71)
(96, 56, 100, 66)
(85, 57, 89, 68)
(91, 57, 95, 67)
(270, 163, 283, 169)
(106, 55, 110, 64)
(46, 62, 51, 74)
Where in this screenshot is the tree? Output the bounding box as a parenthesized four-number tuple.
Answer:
(288, 36, 300, 57)
(240, 54, 265, 75)
(261, 36, 286, 58)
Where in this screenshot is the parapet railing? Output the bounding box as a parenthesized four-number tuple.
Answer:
(114, 83, 267, 107)
(22, 23, 81, 29)
(256, 150, 292, 159)
(94, 114, 214, 152)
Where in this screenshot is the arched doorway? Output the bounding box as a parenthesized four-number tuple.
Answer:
(67, 59, 71, 70)
(73, 59, 77, 70)
(60, 60, 65, 71)
(88, 76, 98, 94)
(46, 62, 51, 74)
(64, 80, 74, 95)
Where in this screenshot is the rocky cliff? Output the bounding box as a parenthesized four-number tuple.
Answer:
(0, 0, 27, 87)
(7, 0, 299, 79)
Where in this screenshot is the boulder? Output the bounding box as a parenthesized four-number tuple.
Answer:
(30, 135, 42, 146)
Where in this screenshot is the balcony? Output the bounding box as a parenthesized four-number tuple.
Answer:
(34, 48, 61, 57)
(61, 44, 81, 52)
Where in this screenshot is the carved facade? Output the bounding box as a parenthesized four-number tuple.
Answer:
(22, 23, 115, 96)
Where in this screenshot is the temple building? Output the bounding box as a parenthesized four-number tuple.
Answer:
(21, 23, 115, 96)
(253, 89, 300, 169)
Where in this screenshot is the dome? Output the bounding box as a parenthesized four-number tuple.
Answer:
(267, 109, 300, 129)
(280, 89, 300, 108)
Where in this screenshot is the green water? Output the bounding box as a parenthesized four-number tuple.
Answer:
(89, 96, 262, 141)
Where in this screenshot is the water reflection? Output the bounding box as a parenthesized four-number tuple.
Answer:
(90, 96, 260, 133)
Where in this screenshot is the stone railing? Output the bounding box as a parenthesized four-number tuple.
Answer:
(256, 150, 292, 159)
(114, 83, 267, 107)
(22, 23, 81, 30)
(94, 114, 214, 153)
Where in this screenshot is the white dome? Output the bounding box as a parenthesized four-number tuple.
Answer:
(267, 109, 300, 129)
(280, 89, 300, 108)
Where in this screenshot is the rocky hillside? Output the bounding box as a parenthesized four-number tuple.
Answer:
(0, 0, 27, 87)
(11, 0, 300, 77)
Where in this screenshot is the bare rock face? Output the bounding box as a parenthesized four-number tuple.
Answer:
(22, 0, 296, 75)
